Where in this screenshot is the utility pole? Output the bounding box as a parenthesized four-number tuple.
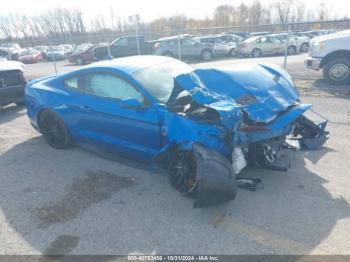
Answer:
(283, 23, 290, 69)
(129, 14, 141, 55)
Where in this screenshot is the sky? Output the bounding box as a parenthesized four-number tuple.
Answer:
(0, 0, 349, 22)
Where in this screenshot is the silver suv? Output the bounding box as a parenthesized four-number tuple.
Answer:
(153, 36, 214, 61)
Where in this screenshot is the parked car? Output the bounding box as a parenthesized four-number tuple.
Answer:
(0, 60, 26, 106)
(74, 43, 93, 52)
(45, 46, 66, 61)
(25, 55, 328, 207)
(269, 33, 310, 52)
(224, 31, 251, 40)
(18, 48, 43, 64)
(0, 43, 22, 60)
(68, 45, 96, 65)
(220, 33, 245, 43)
(34, 45, 49, 59)
(305, 30, 350, 85)
(301, 30, 336, 39)
(236, 35, 297, 57)
(93, 35, 151, 60)
(59, 44, 75, 56)
(153, 36, 214, 61)
(250, 31, 271, 36)
(195, 35, 237, 57)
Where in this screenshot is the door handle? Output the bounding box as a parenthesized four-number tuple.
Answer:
(79, 105, 90, 110)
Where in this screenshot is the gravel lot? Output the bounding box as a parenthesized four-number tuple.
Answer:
(1, 55, 350, 256)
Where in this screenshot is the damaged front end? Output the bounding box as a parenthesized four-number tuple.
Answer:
(164, 63, 329, 207)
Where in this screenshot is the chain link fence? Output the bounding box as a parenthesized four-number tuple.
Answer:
(1, 19, 349, 47)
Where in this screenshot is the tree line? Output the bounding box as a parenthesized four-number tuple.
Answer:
(0, 0, 340, 42)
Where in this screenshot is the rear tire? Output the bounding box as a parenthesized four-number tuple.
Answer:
(38, 110, 72, 149)
(287, 45, 297, 55)
(323, 58, 350, 85)
(251, 48, 262, 58)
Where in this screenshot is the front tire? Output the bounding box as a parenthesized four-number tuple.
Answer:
(300, 43, 308, 52)
(76, 58, 85, 65)
(169, 150, 198, 197)
(201, 49, 213, 61)
(38, 110, 72, 149)
(323, 58, 350, 85)
(229, 48, 237, 57)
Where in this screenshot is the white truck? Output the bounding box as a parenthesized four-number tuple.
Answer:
(305, 30, 350, 85)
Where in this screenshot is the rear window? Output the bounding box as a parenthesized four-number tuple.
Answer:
(64, 77, 78, 89)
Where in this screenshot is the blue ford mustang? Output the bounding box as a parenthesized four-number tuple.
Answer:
(25, 55, 328, 207)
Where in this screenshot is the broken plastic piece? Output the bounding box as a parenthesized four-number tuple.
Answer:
(236, 177, 263, 191)
(293, 116, 329, 150)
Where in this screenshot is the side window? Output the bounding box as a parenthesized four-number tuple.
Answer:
(128, 37, 136, 45)
(260, 37, 268, 43)
(270, 37, 282, 44)
(64, 76, 78, 89)
(114, 38, 128, 47)
(182, 39, 196, 46)
(83, 73, 144, 103)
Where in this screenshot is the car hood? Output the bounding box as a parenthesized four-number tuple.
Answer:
(174, 63, 299, 126)
(311, 30, 350, 43)
(0, 60, 24, 72)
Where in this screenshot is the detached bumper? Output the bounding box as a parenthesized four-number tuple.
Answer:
(305, 56, 322, 71)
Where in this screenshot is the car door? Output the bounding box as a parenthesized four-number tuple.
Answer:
(181, 38, 198, 57)
(110, 38, 129, 58)
(269, 36, 285, 54)
(64, 71, 162, 161)
(259, 36, 275, 55)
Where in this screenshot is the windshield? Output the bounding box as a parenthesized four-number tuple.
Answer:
(132, 60, 193, 103)
(48, 46, 64, 52)
(20, 49, 35, 56)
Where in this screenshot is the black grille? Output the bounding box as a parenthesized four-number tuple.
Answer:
(235, 94, 258, 105)
(0, 70, 25, 88)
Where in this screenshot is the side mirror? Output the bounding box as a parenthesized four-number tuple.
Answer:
(119, 98, 143, 109)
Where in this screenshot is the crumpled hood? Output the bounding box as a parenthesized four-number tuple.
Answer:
(175, 63, 299, 124)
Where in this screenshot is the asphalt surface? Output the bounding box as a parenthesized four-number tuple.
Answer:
(1, 54, 350, 256)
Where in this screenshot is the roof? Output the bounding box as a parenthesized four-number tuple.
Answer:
(83, 55, 175, 74)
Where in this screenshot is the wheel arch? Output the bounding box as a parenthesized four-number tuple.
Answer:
(320, 50, 350, 68)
